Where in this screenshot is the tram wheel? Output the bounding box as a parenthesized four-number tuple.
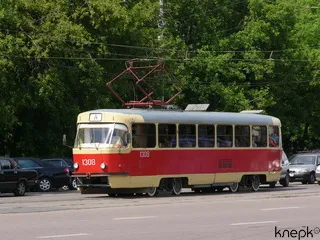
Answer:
(146, 187, 159, 197)
(229, 182, 239, 193)
(251, 175, 260, 192)
(172, 178, 182, 196)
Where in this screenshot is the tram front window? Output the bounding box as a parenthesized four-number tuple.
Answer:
(74, 123, 129, 149)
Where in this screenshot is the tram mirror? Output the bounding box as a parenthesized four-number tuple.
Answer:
(62, 134, 67, 145)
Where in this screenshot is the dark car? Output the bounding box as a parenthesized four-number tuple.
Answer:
(0, 157, 38, 196)
(12, 157, 71, 192)
(288, 152, 320, 184)
(41, 158, 77, 190)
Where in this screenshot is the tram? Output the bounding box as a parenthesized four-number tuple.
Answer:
(71, 108, 282, 196)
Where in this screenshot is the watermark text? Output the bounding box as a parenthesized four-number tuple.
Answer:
(275, 226, 320, 239)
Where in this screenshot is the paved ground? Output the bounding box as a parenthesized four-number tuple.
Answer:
(1, 182, 320, 240)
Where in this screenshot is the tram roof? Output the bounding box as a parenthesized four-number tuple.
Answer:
(81, 108, 281, 126)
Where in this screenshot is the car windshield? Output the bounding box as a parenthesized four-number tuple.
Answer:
(64, 159, 73, 166)
(74, 123, 128, 149)
(290, 155, 316, 165)
(282, 151, 289, 164)
(16, 158, 54, 168)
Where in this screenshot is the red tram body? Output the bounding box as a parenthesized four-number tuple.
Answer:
(72, 109, 282, 196)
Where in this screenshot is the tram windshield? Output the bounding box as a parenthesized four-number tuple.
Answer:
(74, 123, 129, 149)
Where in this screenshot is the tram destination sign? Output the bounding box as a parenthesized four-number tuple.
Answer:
(89, 113, 102, 122)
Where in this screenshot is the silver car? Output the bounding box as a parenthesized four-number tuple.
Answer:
(288, 152, 320, 184)
(280, 151, 290, 186)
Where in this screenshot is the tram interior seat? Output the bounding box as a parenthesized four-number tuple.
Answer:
(217, 138, 232, 147)
(179, 138, 195, 147)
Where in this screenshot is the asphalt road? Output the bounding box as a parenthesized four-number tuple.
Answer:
(1, 182, 320, 240)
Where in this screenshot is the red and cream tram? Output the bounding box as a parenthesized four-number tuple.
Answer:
(72, 108, 282, 196)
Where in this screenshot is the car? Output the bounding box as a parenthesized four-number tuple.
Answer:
(269, 151, 290, 188)
(41, 158, 77, 190)
(0, 157, 38, 196)
(279, 151, 290, 186)
(12, 157, 72, 192)
(317, 166, 320, 184)
(288, 152, 320, 184)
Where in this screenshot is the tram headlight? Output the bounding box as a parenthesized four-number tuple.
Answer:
(73, 162, 79, 169)
(100, 162, 107, 169)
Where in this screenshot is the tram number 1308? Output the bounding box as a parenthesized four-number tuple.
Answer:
(140, 151, 150, 158)
(82, 159, 96, 166)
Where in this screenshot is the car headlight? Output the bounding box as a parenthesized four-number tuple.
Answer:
(316, 167, 320, 173)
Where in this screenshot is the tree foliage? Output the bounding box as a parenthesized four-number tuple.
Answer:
(0, 0, 319, 157)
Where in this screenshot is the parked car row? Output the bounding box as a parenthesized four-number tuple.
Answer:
(2, 151, 320, 197)
(0, 157, 76, 196)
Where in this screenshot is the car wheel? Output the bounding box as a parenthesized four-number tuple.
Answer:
(14, 181, 26, 196)
(71, 178, 77, 190)
(38, 177, 52, 192)
(308, 173, 315, 184)
(280, 173, 290, 187)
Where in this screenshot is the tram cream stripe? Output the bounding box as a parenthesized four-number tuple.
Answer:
(108, 171, 280, 188)
(113, 216, 157, 220)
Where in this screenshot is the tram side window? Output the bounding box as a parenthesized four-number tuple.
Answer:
(198, 125, 215, 147)
(217, 125, 233, 147)
(252, 126, 267, 147)
(235, 125, 250, 147)
(179, 124, 196, 148)
(132, 124, 156, 148)
(269, 126, 279, 147)
(158, 124, 176, 148)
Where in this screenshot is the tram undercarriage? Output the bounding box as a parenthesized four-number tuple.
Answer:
(76, 177, 184, 197)
(75, 174, 266, 197)
(192, 175, 262, 193)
